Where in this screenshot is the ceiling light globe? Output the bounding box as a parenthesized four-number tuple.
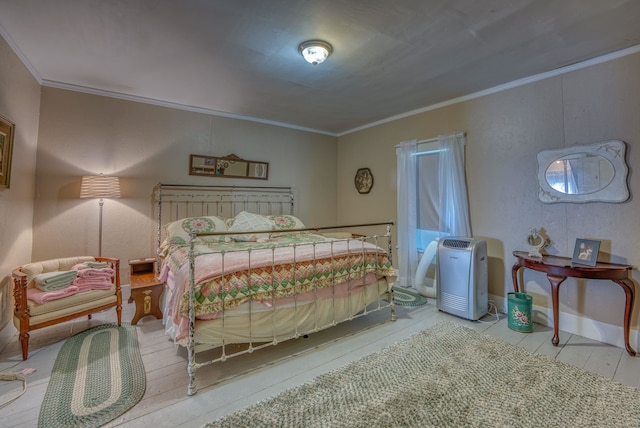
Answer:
(299, 40, 332, 65)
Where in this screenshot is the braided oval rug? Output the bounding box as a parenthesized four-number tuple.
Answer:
(204, 321, 640, 428)
(38, 324, 146, 428)
(390, 286, 429, 306)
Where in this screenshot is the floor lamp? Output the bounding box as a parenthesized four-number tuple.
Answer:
(80, 174, 121, 256)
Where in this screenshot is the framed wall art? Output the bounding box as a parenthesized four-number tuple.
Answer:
(0, 115, 15, 189)
(189, 153, 269, 180)
(355, 167, 373, 194)
(571, 238, 601, 266)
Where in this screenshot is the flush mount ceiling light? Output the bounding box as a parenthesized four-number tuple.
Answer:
(299, 40, 333, 65)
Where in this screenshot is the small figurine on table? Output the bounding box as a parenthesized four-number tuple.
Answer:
(527, 228, 548, 258)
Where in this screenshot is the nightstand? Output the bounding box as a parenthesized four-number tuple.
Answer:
(128, 258, 164, 325)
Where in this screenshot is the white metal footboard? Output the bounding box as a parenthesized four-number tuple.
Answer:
(185, 222, 395, 396)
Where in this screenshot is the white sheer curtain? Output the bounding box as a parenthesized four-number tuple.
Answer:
(395, 140, 418, 288)
(438, 132, 471, 237)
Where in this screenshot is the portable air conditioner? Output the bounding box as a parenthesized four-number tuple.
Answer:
(436, 237, 488, 320)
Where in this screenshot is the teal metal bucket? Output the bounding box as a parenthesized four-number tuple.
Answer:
(507, 292, 533, 332)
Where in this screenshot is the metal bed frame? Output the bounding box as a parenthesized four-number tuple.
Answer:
(156, 183, 295, 251)
(155, 183, 395, 395)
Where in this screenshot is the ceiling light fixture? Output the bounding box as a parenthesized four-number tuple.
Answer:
(299, 40, 333, 65)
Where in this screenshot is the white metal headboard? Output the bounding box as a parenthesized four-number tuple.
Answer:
(155, 183, 295, 249)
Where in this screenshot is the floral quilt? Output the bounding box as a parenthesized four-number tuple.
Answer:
(162, 233, 394, 320)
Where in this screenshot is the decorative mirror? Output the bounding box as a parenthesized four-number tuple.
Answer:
(537, 140, 629, 203)
(189, 154, 269, 180)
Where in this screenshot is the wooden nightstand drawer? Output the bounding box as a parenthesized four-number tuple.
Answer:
(128, 258, 164, 325)
(129, 257, 157, 275)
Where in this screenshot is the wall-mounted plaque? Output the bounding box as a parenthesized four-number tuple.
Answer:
(354, 167, 374, 194)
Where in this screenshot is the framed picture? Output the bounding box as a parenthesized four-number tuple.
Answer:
(354, 167, 374, 194)
(189, 153, 268, 180)
(0, 115, 15, 189)
(572, 238, 601, 266)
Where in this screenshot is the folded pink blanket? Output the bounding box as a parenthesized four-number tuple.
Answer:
(27, 286, 80, 304)
(70, 267, 114, 293)
(73, 278, 113, 292)
(75, 267, 115, 278)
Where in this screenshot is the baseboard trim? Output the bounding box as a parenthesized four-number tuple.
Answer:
(490, 293, 637, 352)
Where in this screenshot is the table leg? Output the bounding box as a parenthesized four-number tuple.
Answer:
(511, 264, 521, 292)
(547, 274, 567, 346)
(613, 279, 636, 357)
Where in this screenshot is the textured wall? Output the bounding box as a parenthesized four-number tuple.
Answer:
(337, 52, 640, 340)
(33, 88, 338, 283)
(3, 36, 640, 353)
(0, 36, 41, 346)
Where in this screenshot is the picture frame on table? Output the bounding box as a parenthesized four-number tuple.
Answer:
(0, 115, 15, 189)
(572, 238, 601, 266)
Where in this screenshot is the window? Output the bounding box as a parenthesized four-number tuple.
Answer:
(416, 142, 447, 252)
(396, 132, 469, 291)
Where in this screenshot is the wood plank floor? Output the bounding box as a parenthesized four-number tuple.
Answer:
(2, 286, 640, 427)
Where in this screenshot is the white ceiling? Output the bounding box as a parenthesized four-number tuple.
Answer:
(1, 0, 640, 135)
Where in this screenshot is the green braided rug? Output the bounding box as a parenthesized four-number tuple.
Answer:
(38, 324, 146, 428)
(390, 286, 429, 306)
(205, 321, 640, 427)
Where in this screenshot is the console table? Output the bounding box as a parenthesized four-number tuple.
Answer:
(511, 250, 636, 356)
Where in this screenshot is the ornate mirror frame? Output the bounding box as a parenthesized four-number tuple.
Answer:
(537, 140, 629, 203)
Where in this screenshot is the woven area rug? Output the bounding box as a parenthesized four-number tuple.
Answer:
(204, 321, 640, 427)
(391, 286, 429, 306)
(39, 324, 146, 428)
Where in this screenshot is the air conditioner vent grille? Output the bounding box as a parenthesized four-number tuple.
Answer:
(442, 239, 472, 249)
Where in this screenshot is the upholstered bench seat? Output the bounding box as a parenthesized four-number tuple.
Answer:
(20, 288, 117, 322)
(12, 256, 122, 360)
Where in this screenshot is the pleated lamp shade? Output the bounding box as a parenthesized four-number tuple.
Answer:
(80, 175, 121, 199)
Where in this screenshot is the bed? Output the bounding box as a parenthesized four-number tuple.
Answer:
(155, 183, 397, 395)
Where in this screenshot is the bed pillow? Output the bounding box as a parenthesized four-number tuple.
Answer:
(267, 214, 306, 231)
(228, 211, 274, 242)
(164, 215, 229, 246)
